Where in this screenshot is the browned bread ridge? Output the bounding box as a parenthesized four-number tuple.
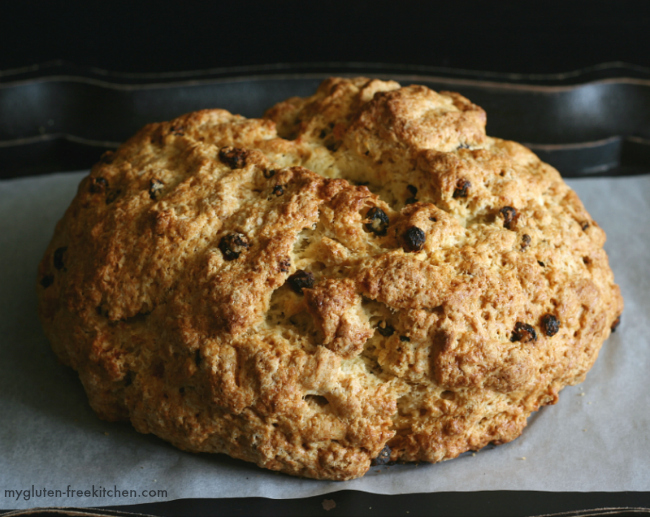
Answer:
(37, 78, 623, 480)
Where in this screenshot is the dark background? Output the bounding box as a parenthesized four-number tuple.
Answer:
(2, 0, 650, 75)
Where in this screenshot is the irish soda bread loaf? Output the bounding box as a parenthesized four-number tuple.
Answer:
(37, 78, 623, 480)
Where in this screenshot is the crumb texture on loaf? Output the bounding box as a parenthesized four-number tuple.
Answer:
(37, 77, 623, 480)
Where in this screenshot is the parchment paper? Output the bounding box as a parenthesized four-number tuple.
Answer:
(1, 171, 648, 509)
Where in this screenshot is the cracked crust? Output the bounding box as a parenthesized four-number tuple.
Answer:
(37, 77, 623, 480)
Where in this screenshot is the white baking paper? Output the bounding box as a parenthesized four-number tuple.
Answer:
(0, 171, 648, 510)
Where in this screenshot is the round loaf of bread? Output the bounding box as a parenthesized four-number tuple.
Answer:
(37, 77, 623, 480)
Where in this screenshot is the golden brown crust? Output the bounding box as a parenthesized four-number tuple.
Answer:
(37, 77, 623, 480)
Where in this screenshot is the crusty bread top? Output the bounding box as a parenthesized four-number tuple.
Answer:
(37, 77, 623, 480)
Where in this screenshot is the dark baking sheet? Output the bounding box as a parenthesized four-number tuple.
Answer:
(1, 61, 650, 179)
(1, 63, 649, 517)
